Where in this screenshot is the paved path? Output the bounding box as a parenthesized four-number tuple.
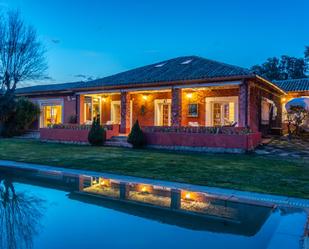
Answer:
(256, 137, 309, 160)
(0, 159, 309, 209)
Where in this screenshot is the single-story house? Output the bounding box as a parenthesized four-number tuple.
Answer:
(16, 56, 287, 152)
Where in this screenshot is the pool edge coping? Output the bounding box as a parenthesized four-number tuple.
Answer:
(0, 159, 308, 209)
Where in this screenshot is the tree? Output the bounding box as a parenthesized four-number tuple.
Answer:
(2, 97, 40, 137)
(88, 117, 105, 146)
(127, 120, 146, 148)
(305, 46, 309, 59)
(251, 57, 282, 80)
(251, 46, 308, 81)
(0, 10, 47, 129)
(286, 106, 308, 139)
(0, 176, 45, 249)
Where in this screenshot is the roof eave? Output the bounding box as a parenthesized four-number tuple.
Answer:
(254, 75, 287, 95)
(16, 75, 254, 96)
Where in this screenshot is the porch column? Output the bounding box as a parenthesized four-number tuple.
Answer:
(239, 82, 248, 127)
(120, 92, 131, 133)
(76, 94, 84, 124)
(171, 88, 182, 127)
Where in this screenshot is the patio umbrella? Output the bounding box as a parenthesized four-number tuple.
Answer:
(285, 97, 309, 111)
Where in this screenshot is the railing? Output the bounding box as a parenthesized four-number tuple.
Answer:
(143, 126, 252, 135)
(143, 126, 261, 152)
(51, 123, 116, 131)
(40, 124, 120, 143)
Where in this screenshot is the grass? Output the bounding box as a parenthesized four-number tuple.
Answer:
(0, 139, 308, 199)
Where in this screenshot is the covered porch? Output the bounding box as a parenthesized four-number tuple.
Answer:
(76, 82, 247, 134)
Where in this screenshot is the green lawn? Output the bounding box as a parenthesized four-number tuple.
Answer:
(0, 139, 308, 198)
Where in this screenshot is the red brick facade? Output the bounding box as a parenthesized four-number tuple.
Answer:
(28, 77, 285, 145)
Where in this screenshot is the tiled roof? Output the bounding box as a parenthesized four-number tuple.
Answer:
(274, 78, 309, 92)
(16, 56, 253, 94)
(15, 81, 85, 94)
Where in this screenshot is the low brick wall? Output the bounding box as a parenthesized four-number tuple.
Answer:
(40, 124, 120, 143)
(143, 130, 262, 152)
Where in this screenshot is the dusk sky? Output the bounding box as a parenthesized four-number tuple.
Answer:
(1, 0, 308, 86)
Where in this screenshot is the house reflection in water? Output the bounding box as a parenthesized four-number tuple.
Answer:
(78, 175, 272, 236)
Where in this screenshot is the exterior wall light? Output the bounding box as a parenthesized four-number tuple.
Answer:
(186, 93, 193, 99)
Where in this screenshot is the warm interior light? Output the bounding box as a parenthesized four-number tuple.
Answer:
(142, 95, 148, 101)
(100, 180, 105, 186)
(186, 93, 193, 99)
(102, 97, 107, 102)
(185, 192, 191, 200)
(281, 97, 286, 102)
(141, 186, 147, 192)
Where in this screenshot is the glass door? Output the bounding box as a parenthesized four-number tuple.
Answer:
(212, 102, 234, 126)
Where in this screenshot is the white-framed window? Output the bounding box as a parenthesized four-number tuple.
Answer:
(110, 100, 121, 124)
(154, 99, 171, 126)
(205, 96, 238, 126)
(37, 99, 64, 128)
(84, 96, 101, 124)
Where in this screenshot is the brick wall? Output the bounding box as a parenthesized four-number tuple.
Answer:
(130, 91, 172, 127)
(248, 80, 283, 134)
(101, 94, 121, 124)
(181, 88, 239, 126)
(29, 94, 77, 129)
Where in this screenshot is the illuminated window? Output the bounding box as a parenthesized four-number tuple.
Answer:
(205, 96, 238, 127)
(84, 96, 101, 124)
(212, 102, 235, 126)
(42, 105, 62, 127)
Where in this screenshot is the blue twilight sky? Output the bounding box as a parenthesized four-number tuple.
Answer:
(1, 0, 308, 86)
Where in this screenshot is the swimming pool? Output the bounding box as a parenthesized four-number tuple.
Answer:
(0, 166, 307, 249)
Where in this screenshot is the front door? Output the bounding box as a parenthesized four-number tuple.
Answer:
(111, 101, 121, 124)
(154, 99, 171, 126)
(212, 102, 233, 126)
(162, 104, 170, 126)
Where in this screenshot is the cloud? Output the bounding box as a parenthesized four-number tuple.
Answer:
(51, 39, 60, 44)
(43, 76, 55, 81)
(74, 74, 87, 79)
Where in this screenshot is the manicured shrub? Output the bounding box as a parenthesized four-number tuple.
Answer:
(68, 114, 77, 124)
(88, 117, 105, 146)
(2, 98, 40, 137)
(127, 120, 146, 148)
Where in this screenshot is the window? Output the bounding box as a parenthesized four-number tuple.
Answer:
(212, 102, 235, 126)
(84, 96, 101, 124)
(188, 104, 198, 117)
(42, 105, 62, 127)
(38, 99, 63, 128)
(205, 96, 238, 127)
(181, 59, 193, 65)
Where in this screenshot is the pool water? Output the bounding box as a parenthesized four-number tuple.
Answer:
(0, 169, 307, 249)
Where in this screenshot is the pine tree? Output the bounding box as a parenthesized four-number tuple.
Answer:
(88, 117, 105, 146)
(127, 120, 146, 148)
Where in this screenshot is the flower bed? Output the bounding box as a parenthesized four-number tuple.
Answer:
(40, 124, 120, 143)
(143, 126, 261, 152)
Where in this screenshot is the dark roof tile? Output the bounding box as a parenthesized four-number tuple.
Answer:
(16, 56, 252, 94)
(274, 78, 309, 92)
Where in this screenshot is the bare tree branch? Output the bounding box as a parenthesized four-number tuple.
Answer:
(0, 10, 47, 94)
